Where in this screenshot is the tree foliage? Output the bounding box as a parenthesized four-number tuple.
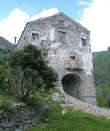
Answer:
(0, 56, 12, 93)
(9, 44, 58, 100)
(93, 48, 110, 86)
(93, 48, 110, 107)
(96, 81, 110, 107)
(96, 95, 107, 107)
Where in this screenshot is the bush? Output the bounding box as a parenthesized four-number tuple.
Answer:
(9, 44, 58, 101)
(0, 56, 12, 94)
(0, 101, 13, 111)
(97, 95, 107, 107)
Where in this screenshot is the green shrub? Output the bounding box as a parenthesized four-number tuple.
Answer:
(97, 95, 107, 107)
(34, 88, 58, 105)
(9, 44, 58, 101)
(0, 101, 13, 111)
(0, 95, 21, 103)
(0, 56, 12, 94)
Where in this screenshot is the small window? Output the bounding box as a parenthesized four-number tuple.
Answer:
(54, 50, 57, 54)
(81, 38, 86, 46)
(71, 56, 75, 59)
(43, 53, 48, 59)
(32, 33, 39, 41)
(58, 20, 64, 27)
(58, 31, 66, 42)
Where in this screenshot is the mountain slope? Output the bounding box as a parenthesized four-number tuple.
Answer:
(93, 48, 110, 86)
(0, 36, 14, 50)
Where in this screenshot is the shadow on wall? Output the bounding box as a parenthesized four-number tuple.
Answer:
(62, 74, 82, 99)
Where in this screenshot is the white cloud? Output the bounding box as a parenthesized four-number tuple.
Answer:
(0, 8, 29, 44)
(0, 8, 58, 44)
(80, 0, 110, 51)
(31, 8, 58, 21)
(77, 0, 91, 6)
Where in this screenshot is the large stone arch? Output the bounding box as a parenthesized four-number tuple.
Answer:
(62, 74, 82, 99)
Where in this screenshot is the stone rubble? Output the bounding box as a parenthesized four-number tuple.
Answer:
(65, 94, 110, 119)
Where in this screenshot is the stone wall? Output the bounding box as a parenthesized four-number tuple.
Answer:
(17, 12, 97, 105)
(0, 103, 47, 131)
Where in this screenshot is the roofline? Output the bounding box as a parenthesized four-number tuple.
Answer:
(16, 23, 28, 46)
(17, 13, 62, 46)
(28, 12, 90, 32)
(17, 12, 90, 46)
(28, 12, 62, 24)
(60, 12, 90, 32)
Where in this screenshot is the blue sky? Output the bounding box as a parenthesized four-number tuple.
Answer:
(0, 0, 90, 21)
(0, 0, 110, 51)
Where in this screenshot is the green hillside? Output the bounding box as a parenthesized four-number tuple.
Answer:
(93, 48, 110, 86)
(93, 47, 110, 107)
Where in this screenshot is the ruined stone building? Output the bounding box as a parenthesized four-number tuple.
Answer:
(17, 12, 96, 105)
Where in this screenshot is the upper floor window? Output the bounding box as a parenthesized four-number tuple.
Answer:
(32, 33, 39, 41)
(81, 38, 86, 46)
(58, 20, 64, 28)
(58, 31, 66, 42)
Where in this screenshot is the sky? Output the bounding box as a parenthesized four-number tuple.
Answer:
(0, 0, 110, 52)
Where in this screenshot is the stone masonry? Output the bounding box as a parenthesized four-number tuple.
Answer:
(17, 12, 97, 105)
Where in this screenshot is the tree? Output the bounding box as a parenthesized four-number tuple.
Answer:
(96, 95, 107, 107)
(0, 56, 12, 94)
(9, 44, 58, 100)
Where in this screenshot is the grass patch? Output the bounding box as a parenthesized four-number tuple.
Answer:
(26, 105, 110, 131)
(0, 95, 21, 104)
(26, 88, 110, 131)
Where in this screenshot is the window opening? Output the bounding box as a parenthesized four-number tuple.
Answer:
(58, 20, 64, 27)
(58, 31, 66, 42)
(43, 53, 48, 59)
(32, 33, 39, 41)
(81, 38, 86, 46)
(71, 56, 75, 59)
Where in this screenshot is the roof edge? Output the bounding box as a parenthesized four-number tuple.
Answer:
(28, 12, 90, 32)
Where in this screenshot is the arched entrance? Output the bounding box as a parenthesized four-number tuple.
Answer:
(62, 74, 82, 99)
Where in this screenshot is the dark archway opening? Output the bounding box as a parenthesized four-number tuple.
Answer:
(62, 74, 81, 99)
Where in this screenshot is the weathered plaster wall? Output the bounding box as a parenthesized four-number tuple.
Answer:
(17, 13, 97, 105)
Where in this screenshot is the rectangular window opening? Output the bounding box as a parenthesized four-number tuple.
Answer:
(43, 53, 48, 59)
(71, 56, 75, 59)
(81, 38, 86, 46)
(58, 20, 64, 27)
(32, 33, 39, 41)
(58, 31, 66, 42)
(54, 50, 57, 54)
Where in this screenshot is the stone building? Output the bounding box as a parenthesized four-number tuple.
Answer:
(17, 12, 96, 105)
